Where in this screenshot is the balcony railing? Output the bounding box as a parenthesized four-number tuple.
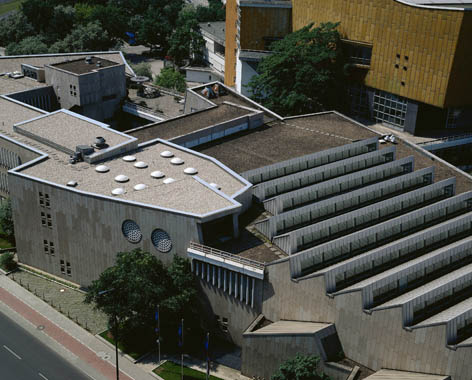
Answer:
(189, 242, 265, 270)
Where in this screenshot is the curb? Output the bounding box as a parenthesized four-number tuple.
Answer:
(149, 360, 167, 380)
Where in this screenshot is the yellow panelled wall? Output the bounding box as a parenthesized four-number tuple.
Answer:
(292, 0, 471, 108)
(225, 0, 239, 86)
(239, 6, 292, 51)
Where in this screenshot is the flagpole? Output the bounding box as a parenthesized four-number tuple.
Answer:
(181, 318, 184, 380)
(157, 305, 160, 364)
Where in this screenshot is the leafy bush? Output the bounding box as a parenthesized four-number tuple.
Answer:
(132, 62, 153, 79)
(0, 253, 17, 272)
(271, 354, 330, 380)
(0, 198, 14, 241)
(154, 68, 186, 93)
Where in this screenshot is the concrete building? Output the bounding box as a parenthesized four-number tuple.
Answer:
(225, 0, 472, 135)
(0, 51, 133, 121)
(2, 75, 472, 379)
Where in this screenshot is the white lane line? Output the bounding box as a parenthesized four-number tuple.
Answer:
(3, 345, 22, 360)
(38, 373, 48, 380)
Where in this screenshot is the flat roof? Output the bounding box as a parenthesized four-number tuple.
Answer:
(18, 140, 247, 216)
(199, 21, 226, 46)
(127, 103, 254, 143)
(0, 76, 47, 95)
(14, 110, 132, 154)
(364, 369, 449, 380)
(0, 51, 134, 76)
(197, 112, 472, 193)
(50, 56, 119, 75)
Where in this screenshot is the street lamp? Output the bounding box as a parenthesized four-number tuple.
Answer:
(98, 289, 120, 380)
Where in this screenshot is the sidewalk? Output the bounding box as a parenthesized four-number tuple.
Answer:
(0, 273, 157, 380)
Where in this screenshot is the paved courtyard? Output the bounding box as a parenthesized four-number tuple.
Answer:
(9, 269, 108, 334)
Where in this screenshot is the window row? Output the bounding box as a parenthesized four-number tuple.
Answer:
(60, 260, 71, 276)
(39, 192, 50, 208)
(43, 240, 55, 256)
(41, 211, 52, 228)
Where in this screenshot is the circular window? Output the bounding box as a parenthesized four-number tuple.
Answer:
(122, 220, 142, 243)
(151, 229, 172, 253)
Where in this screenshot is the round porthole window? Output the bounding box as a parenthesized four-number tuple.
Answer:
(122, 220, 142, 243)
(151, 229, 172, 253)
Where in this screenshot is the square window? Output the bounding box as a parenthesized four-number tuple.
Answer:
(45, 194, 50, 208)
(396, 53, 400, 59)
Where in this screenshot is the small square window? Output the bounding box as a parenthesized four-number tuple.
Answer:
(70, 84, 73, 89)
(404, 56, 409, 61)
(395, 64, 399, 69)
(60, 260, 65, 274)
(45, 194, 50, 208)
(401, 81, 406, 86)
(396, 53, 400, 59)
(403, 66, 407, 71)
(66, 262, 71, 276)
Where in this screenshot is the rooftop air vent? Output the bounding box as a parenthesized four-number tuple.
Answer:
(123, 155, 136, 162)
(134, 161, 148, 169)
(114, 174, 129, 183)
(96, 61, 102, 67)
(95, 165, 109, 173)
(183, 167, 197, 175)
(209, 183, 221, 190)
(151, 171, 165, 179)
(66, 180, 78, 187)
(163, 178, 175, 184)
(112, 188, 126, 195)
(94, 136, 108, 149)
(134, 184, 147, 191)
(160, 151, 173, 158)
(170, 157, 184, 165)
(85, 56, 92, 64)
(76, 145, 94, 156)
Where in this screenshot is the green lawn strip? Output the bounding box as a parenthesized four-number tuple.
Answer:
(154, 360, 222, 380)
(99, 329, 154, 360)
(0, 0, 22, 16)
(0, 236, 13, 249)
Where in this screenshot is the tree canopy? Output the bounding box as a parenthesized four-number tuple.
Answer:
(248, 22, 347, 117)
(1, 0, 225, 59)
(271, 354, 329, 380)
(84, 250, 198, 344)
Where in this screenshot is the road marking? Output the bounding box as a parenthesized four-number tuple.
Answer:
(3, 345, 22, 360)
(38, 373, 48, 380)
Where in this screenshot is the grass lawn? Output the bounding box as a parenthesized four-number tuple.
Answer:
(0, 0, 23, 16)
(154, 361, 223, 380)
(99, 329, 153, 360)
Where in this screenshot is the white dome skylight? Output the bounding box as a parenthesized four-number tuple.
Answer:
(122, 155, 136, 162)
(160, 151, 174, 158)
(163, 178, 175, 184)
(112, 188, 125, 195)
(95, 165, 109, 173)
(170, 157, 184, 165)
(183, 167, 197, 175)
(133, 184, 147, 191)
(134, 161, 148, 169)
(151, 171, 165, 179)
(114, 174, 129, 183)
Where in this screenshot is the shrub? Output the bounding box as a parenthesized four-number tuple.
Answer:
(154, 68, 186, 93)
(0, 252, 17, 272)
(131, 62, 153, 79)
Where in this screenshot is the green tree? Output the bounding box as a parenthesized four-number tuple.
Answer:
(48, 21, 114, 53)
(0, 199, 14, 242)
(155, 68, 186, 92)
(0, 13, 35, 46)
(248, 22, 346, 116)
(85, 250, 198, 345)
(271, 354, 329, 380)
(196, 0, 225, 22)
(168, 8, 205, 66)
(6, 36, 49, 56)
(132, 62, 153, 79)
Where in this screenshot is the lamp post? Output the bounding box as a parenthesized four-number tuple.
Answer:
(98, 289, 119, 380)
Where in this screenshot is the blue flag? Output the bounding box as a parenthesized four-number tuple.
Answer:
(155, 309, 159, 333)
(178, 322, 183, 348)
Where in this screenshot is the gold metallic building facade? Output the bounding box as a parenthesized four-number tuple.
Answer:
(292, 0, 472, 110)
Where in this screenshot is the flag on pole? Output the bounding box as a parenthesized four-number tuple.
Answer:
(155, 307, 159, 334)
(178, 319, 184, 349)
(205, 332, 210, 379)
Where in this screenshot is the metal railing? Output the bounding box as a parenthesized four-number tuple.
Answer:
(417, 132, 472, 147)
(189, 242, 265, 269)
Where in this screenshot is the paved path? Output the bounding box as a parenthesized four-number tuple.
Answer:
(0, 274, 157, 380)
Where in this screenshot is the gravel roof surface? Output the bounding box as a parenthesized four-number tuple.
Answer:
(50, 56, 118, 74)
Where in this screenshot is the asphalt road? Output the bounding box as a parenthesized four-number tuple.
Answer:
(0, 311, 91, 380)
